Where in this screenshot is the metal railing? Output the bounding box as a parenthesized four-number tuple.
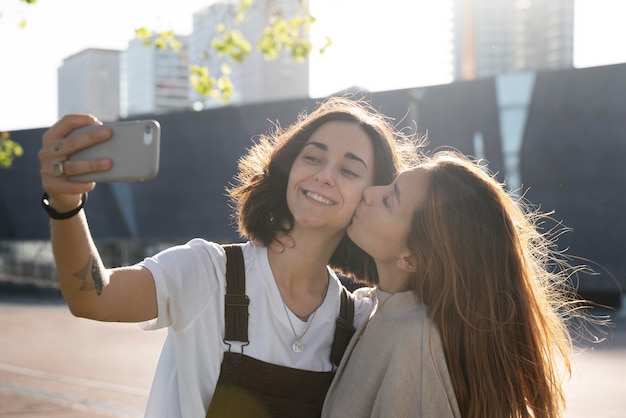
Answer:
(0, 240, 174, 289)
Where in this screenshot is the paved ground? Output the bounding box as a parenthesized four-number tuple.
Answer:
(0, 285, 166, 417)
(0, 284, 624, 417)
(563, 307, 626, 418)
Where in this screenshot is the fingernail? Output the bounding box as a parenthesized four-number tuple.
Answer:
(97, 128, 110, 139)
(98, 159, 110, 168)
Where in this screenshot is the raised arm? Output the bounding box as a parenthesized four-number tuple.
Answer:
(39, 114, 157, 322)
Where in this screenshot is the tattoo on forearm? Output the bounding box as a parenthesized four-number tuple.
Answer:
(74, 256, 104, 295)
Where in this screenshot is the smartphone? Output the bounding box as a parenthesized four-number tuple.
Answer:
(67, 120, 161, 183)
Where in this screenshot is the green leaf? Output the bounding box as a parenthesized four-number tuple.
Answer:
(190, 66, 216, 97)
(0, 132, 23, 169)
(160, 30, 175, 40)
(212, 30, 251, 63)
(154, 38, 166, 49)
(238, 0, 253, 12)
(135, 27, 153, 39)
(319, 36, 332, 54)
(290, 39, 312, 61)
(220, 63, 232, 75)
(256, 12, 317, 62)
(190, 65, 209, 76)
(169, 39, 183, 52)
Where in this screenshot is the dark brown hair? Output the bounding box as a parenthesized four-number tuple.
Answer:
(228, 96, 419, 282)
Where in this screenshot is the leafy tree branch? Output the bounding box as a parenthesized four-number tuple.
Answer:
(2, 0, 330, 167)
(137, 0, 329, 104)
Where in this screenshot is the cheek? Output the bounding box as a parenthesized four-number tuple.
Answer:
(285, 167, 302, 205)
(343, 185, 367, 209)
(287, 163, 307, 188)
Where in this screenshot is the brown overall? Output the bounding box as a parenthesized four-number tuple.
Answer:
(206, 244, 356, 418)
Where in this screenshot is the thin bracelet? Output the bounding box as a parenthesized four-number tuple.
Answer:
(41, 192, 88, 220)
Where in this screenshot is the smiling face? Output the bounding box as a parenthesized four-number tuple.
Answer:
(348, 167, 431, 264)
(286, 120, 375, 233)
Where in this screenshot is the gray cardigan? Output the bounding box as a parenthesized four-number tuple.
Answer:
(322, 288, 461, 418)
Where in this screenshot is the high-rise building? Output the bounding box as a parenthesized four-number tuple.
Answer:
(454, 0, 574, 80)
(120, 36, 191, 118)
(189, 0, 309, 109)
(57, 48, 121, 121)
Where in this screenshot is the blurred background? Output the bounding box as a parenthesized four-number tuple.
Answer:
(1, 0, 624, 416)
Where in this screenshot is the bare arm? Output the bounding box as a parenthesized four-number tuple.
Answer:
(40, 114, 157, 322)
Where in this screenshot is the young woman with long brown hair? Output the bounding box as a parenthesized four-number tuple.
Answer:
(322, 150, 582, 418)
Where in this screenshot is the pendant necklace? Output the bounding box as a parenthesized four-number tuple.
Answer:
(280, 272, 330, 353)
(283, 303, 316, 353)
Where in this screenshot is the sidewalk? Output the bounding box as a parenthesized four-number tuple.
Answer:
(0, 390, 118, 418)
(1, 285, 625, 417)
(0, 285, 166, 417)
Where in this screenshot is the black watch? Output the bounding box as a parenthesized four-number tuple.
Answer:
(41, 192, 88, 220)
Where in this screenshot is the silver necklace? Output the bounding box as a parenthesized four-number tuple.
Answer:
(282, 302, 316, 353)
(280, 273, 330, 353)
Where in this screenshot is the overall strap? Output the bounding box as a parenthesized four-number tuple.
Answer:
(330, 285, 356, 367)
(222, 244, 249, 344)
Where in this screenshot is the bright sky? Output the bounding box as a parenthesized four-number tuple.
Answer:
(1, 0, 625, 132)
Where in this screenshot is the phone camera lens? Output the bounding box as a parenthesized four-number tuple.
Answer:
(144, 125, 152, 134)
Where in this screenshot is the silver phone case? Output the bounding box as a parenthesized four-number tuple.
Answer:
(68, 120, 160, 183)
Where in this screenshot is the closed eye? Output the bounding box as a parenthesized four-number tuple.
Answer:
(341, 168, 359, 177)
(303, 155, 321, 164)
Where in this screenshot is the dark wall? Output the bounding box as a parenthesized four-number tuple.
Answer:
(416, 78, 504, 178)
(522, 65, 626, 299)
(1, 127, 50, 240)
(2, 63, 624, 299)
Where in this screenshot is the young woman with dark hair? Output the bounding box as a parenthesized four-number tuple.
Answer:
(37, 96, 419, 417)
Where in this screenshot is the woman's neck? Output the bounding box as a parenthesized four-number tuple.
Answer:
(375, 262, 411, 294)
(267, 226, 341, 319)
(272, 225, 342, 273)
(268, 228, 339, 282)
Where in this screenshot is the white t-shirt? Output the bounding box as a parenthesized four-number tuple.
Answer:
(139, 239, 373, 418)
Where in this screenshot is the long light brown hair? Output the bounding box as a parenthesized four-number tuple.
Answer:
(408, 151, 578, 418)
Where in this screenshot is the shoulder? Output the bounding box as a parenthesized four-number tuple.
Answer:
(171, 239, 262, 266)
(197, 240, 265, 276)
(139, 239, 232, 285)
(347, 284, 375, 327)
(325, 273, 372, 312)
(146, 238, 225, 261)
(239, 240, 265, 262)
(353, 285, 375, 301)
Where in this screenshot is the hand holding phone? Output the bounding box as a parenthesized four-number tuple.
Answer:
(67, 120, 160, 183)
